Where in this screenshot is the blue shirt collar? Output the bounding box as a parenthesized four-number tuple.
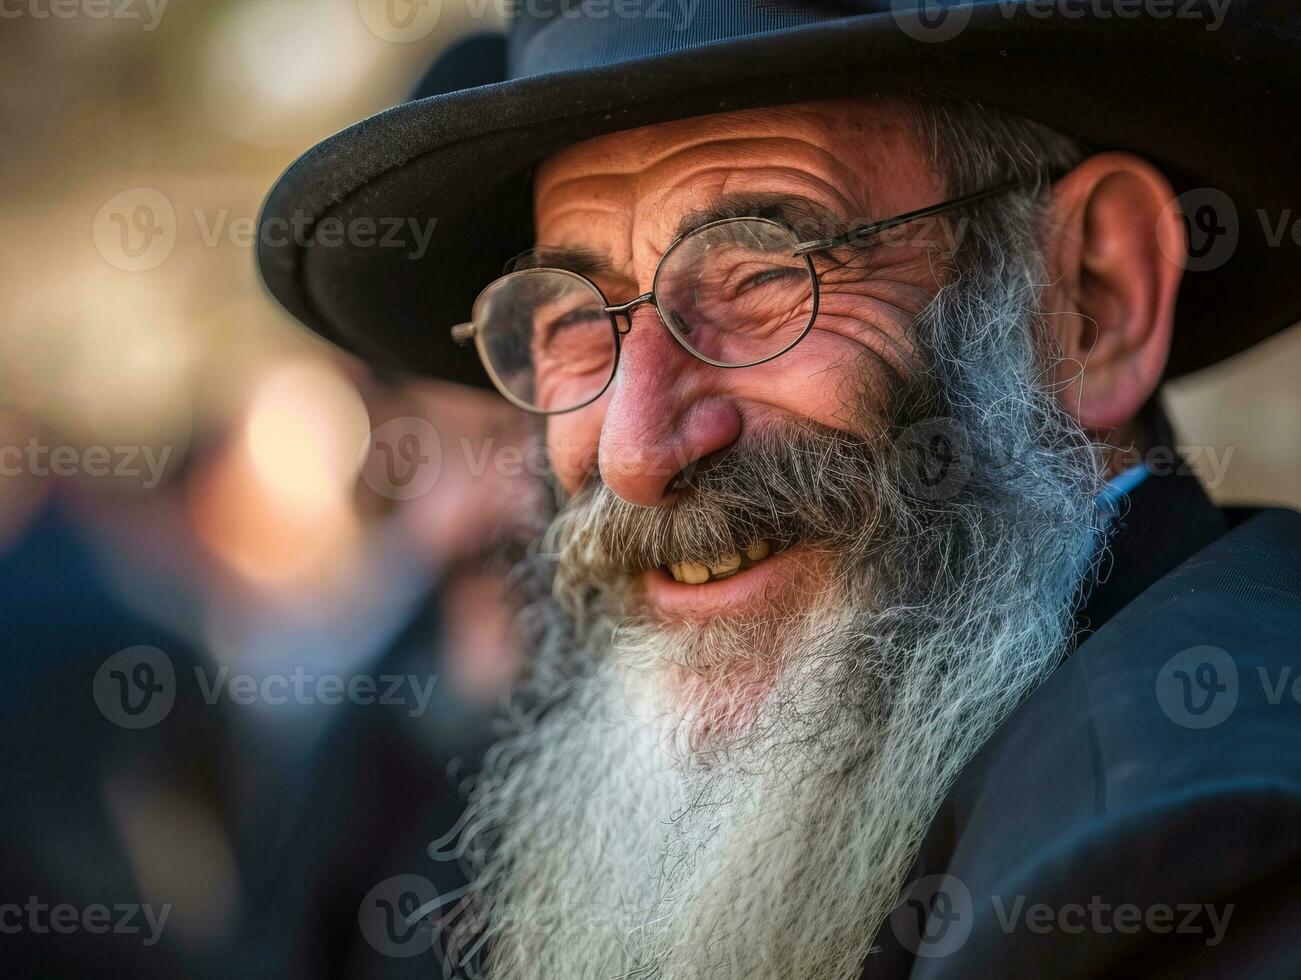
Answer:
(1098, 460, 1151, 511)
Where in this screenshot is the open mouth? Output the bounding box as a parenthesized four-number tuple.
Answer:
(662, 539, 784, 585)
(641, 539, 821, 620)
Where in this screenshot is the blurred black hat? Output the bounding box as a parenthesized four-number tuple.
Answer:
(258, 0, 1301, 386)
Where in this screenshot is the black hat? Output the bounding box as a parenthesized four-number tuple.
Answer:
(257, 0, 1301, 387)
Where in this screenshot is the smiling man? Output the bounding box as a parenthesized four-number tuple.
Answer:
(258, 3, 1301, 978)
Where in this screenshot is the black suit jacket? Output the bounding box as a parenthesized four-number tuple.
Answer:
(867, 470, 1301, 977)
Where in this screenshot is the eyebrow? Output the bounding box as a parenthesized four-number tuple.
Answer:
(672, 192, 852, 244)
(507, 245, 612, 277)
(515, 192, 857, 279)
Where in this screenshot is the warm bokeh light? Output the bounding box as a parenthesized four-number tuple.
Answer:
(190, 434, 362, 590)
(190, 360, 370, 588)
(199, 2, 383, 144)
(243, 360, 371, 515)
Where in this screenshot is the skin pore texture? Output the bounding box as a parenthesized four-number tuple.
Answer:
(445, 96, 1188, 980)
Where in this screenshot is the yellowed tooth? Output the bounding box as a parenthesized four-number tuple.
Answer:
(668, 563, 685, 583)
(679, 561, 710, 585)
(710, 554, 742, 576)
(745, 539, 771, 562)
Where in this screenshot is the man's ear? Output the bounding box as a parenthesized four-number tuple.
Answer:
(1039, 152, 1185, 433)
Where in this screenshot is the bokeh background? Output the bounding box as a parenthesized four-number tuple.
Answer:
(0, 1, 1297, 976)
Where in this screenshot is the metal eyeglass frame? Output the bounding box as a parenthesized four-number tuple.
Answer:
(451, 174, 1036, 415)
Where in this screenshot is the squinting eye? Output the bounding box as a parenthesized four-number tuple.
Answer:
(550, 306, 606, 330)
(739, 267, 797, 293)
(541, 305, 608, 346)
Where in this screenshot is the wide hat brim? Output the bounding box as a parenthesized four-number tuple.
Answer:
(257, 2, 1301, 387)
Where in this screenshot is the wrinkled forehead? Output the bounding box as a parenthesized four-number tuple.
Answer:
(532, 97, 939, 260)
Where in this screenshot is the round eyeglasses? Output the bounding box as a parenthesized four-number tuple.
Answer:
(451, 176, 1036, 414)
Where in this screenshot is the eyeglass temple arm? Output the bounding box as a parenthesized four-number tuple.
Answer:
(451, 322, 476, 343)
(791, 169, 1058, 257)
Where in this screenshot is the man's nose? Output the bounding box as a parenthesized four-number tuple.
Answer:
(597, 306, 741, 506)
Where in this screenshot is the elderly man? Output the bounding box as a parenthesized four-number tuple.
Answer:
(258, 3, 1301, 977)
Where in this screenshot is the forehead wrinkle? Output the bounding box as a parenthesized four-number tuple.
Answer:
(633, 166, 863, 259)
(534, 95, 923, 213)
(635, 136, 885, 217)
(539, 202, 633, 240)
(534, 170, 634, 229)
(535, 109, 925, 282)
(535, 200, 637, 272)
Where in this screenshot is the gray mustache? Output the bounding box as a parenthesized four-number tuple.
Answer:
(544, 424, 897, 578)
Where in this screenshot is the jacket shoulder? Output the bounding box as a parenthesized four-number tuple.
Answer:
(1032, 506, 1301, 809)
(894, 509, 1301, 978)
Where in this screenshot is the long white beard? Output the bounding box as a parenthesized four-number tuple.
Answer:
(446, 196, 1108, 980)
(449, 530, 1099, 980)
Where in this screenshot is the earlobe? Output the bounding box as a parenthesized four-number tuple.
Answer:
(1042, 153, 1185, 433)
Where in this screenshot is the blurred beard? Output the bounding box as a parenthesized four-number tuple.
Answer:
(444, 220, 1109, 980)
